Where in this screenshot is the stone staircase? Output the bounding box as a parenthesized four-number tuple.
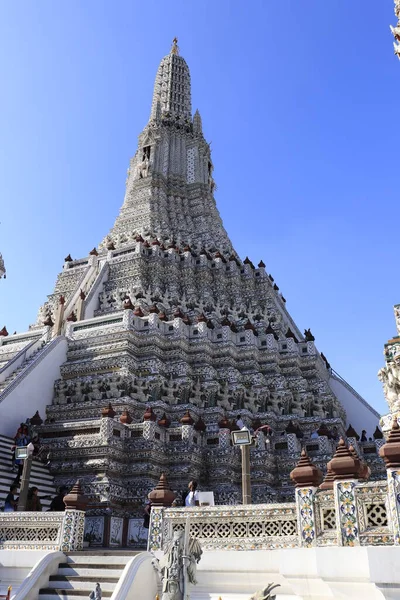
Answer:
(38, 552, 140, 599)
(0, 434, 57, 511)
(0, 342, 46, 395)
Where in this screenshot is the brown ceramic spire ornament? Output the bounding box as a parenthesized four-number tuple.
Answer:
(328, 438, 360, 481)
(319, 465, 335, 490)
(379, 418, 400, 469)
(101, 403, 115, 418)
(120, 409, 132, 425)
(148, 473, 176, 507)
(63, 480, 89, 511)
(30, 410, 43, 427)
(180, 410, 194, 426)
(349, 445, 370, 481)
(290, 449, 323, 488)
(143, 406, 157, 422)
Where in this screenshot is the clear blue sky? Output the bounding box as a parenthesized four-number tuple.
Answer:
(0, 1, 398, 417)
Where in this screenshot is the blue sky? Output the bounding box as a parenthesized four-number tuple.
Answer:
(0, 1, 398, 417)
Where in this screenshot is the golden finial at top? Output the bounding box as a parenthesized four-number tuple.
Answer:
(171, 37, 179, 55)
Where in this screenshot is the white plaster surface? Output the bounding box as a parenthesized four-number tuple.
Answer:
(329, 374, 380, 435)
(192, 547, 400, 599)
(0, 550, 59, 599)
(0, 338, 67, 437)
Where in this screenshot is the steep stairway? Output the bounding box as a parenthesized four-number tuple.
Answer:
(0, 341, 46, 394)
(0, 434, 57, 511)
(38, 552, 140, 599)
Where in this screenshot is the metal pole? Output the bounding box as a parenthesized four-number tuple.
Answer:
(241, 444, 251, 504)
(17, 454, 33, 511)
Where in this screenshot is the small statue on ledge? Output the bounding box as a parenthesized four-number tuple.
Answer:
(158, 529, 202, 600)
(304, 328, 315, 342)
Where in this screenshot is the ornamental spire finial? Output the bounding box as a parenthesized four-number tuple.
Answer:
(391, 0, 400, 59)
(171, 37, 179, 55)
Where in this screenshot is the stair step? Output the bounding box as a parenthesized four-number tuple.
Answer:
(65, 554, 136, 564)
(39, 590, 112, 598)
(51, 575, 120, 582)
(57, 568, 123, 578)
(47, 579, 116, 591)
(60, 562, 126, 570)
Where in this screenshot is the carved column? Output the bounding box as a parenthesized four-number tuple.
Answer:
(379, 419, 400, 544)
(181, 410, 194, 442)
(218, 415, 231, 449)
(143, 406, 157, 441)
(290, 449, 323, 547)
(53, 295, 66, 337)
(76, 290, 86, 321)
(317, 435, 330, 454)
(286, 433, 301, 454)
(255, 430, 265, 450)
(329, 439, 361, 546)
(100, 403, 115, 443)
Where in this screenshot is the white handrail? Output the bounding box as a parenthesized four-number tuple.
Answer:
(0, 336, 65, 402)
(11, 551, 65, 600)
(110, 552, 159, 600)
(0, 329, 48, 382)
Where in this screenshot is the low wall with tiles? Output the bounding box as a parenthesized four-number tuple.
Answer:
(0, 510, 85, 552)
(148, 476, 400, 552)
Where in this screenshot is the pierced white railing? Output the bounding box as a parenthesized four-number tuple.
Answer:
(0, 510, 85, 552)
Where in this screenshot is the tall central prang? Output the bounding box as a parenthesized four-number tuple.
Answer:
(0, 40, 383, 547)
(102, 37, 232, 254)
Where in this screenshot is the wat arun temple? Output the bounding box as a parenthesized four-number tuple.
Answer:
(0, 38, 393, 528)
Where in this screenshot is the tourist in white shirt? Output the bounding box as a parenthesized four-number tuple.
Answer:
(185, 480, 199, 507)
(236, 414, 245, 430)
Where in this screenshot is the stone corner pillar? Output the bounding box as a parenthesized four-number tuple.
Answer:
(61, 480, 88, 552)
(143, 406, 157, 440)
(180, 410, 194, 442)
(100, 403, 115, 443)
(286, 432, 301, 454)
(255, 430, 265, 450)
(147, 473, 176, 552)
(329, 438, 361, 546)
(290, 449, 323, 547)
(379, 419, 400, 545)
(218, 427, 231, 449)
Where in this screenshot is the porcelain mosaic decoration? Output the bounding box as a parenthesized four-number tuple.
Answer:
(0, 39, 384, 532)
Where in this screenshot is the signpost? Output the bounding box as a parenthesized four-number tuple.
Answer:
(231, 428, 252, 505)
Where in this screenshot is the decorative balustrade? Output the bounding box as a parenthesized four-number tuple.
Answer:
(148, 478, 397, 553)
(148, 503, 299, 551)
(0, 510, 85, 552)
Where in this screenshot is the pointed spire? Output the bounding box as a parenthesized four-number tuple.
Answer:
(158, 412, 171, 428)
(319, 465, 335, 490)
(101, 402, 115, 418)
(143, 406, 157, 422)
(171, 37, 179, 55)
(30, 410, 43, 426)
(328, 438, 360, 480)
(151, 39, 192, 120)
(63, 480, 89, 511)
(193, 109, 203, 134)
(148, 473, 176, 507)
(120, 409, 132, 424)
(180, 410, 194, 425)
(379, 418, 400, 468)
(290, 449, 323, 488)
